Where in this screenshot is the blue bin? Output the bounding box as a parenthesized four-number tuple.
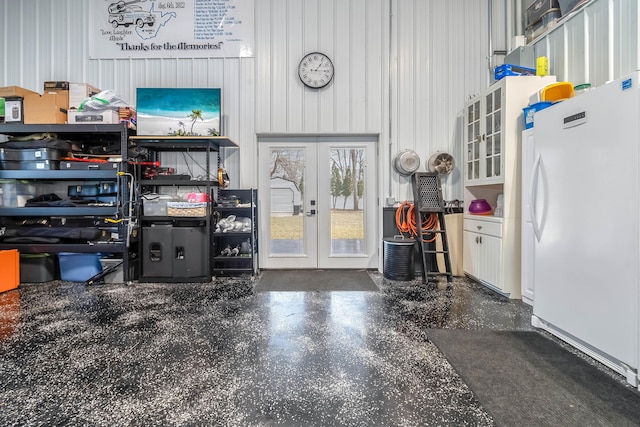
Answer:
(58, 252, 102, 282)
(523, 101, 553, 129)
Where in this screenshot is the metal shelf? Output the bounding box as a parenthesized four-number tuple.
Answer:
(0, 122, 128, 135)
(130, 135, 238, 150)
(140, 179, 217, 186)
(0, 170, 118, 180)
(0, 122, 132, 281)
(0, 242, 126, 254)
(0, 206, 119, 216)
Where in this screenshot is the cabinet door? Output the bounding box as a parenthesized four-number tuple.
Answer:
(463, 230, 503, 290)
(463, 230, 481, 278)
(465, 99, 482, 182)
(483, 85, 503, 181)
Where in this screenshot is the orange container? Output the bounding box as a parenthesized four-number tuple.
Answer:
(0, 249, 20, 293)
(541, 82, 575, 103)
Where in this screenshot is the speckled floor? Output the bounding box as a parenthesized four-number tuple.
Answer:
(0, 273, 621, 426)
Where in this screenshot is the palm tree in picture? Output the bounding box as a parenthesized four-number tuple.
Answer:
(189, 109, 203, 135)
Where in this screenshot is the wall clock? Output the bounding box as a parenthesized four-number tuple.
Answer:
(298, 52, 334, 89)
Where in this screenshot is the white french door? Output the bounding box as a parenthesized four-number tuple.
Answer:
(258, 136, 378, 269)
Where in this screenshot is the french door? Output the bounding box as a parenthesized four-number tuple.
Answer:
(258, 136, 378, 269)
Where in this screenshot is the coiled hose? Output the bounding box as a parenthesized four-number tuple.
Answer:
(395, 201, 439, 242)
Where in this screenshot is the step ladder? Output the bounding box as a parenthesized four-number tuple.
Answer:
(411, 172, 453, 283)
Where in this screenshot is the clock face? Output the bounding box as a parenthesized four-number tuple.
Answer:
(298, 52, 334, 89)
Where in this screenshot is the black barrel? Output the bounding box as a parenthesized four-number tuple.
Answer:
(383, 237, 415, 281)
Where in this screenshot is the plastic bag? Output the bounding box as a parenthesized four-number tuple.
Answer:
(78, 90, 129, 112)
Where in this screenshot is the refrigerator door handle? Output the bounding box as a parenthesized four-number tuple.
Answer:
(529, 153, 542, 241)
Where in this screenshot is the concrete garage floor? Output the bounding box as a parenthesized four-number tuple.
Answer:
(0, 273, 628, 426)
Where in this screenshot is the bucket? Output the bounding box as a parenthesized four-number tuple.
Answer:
(383, 237, 415, 281)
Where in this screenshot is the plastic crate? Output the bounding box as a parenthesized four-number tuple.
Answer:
(20, 253, 55, 283)
(494, 64, 536, 81)
(58, 252, 102, 282)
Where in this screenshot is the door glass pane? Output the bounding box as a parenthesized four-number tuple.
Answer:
(494, 111, 501, 133)
(485, 93, 492, 113)
(486, 157, 492, 177)
(474, 101, 480, 120)
(269, 148, 305, 255)
(494, 87, 502, 110)
(495, 157, 501, 176)
(329, 148, 365, 255)
(473, 160, 479, 179)
(494, 133, 501, 155)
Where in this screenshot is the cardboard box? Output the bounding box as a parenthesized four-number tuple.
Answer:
(23, 92, 68, 124)
(70, 83, 101, 110)
(0, 86, 38, 99)
(67, 110, 119, 124)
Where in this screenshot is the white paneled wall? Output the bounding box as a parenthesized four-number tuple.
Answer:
(532, 0, 639, 86)
(0, 0, 492, 203)
(1, 0, 637, 217)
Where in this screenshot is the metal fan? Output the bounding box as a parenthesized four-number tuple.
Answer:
(393, 150, 421, 176)
(427, 151, 455, 176)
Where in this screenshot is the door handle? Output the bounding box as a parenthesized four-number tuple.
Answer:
(529, 153, 542, 242)
(307, 209, 316, 216)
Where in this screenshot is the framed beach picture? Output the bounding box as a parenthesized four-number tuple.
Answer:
(136, 88, 222, 136)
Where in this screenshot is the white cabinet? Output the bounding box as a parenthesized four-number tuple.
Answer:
(463, 76, 555, 299)
(463, 217, 503, 289)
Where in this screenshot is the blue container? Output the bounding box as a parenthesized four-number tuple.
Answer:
(494, 64, 536, 81)
(58, 252, 102, 282)
(523, 101, 553, 129)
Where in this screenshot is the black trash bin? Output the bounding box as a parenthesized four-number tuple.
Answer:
(383, 237, 415, 281)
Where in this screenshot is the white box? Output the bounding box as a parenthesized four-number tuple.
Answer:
(4, 99, 23, 123)
(67, 110, 119, 124)
(69, 83, 101, 110)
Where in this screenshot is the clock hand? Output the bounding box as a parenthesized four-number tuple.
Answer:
(313, 60, 324, 72)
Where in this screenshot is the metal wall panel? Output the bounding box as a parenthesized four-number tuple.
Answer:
(533, 0, 639, 86)
(1, 0, 636, 204)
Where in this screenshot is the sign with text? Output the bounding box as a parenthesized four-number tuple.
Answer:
(89, 0, 254, 58)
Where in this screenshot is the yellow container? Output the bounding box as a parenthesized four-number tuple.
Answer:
(536, 56, 549, 76)
(541, 82, 575, 103)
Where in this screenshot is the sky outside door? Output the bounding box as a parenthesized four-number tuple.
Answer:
(258, 136, 378, 269)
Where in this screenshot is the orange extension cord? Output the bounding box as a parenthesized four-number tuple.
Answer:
(395, 201, 440, 242)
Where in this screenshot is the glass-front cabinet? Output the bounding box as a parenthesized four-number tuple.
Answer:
(462, 75, 556, 299)
(466, 99, 481, 181)
(465, 85, 503, 185)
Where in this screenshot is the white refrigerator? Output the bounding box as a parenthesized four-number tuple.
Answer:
(530, 72, 640, 388)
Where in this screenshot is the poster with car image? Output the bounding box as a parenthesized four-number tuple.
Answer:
(89, 0, 254, 58)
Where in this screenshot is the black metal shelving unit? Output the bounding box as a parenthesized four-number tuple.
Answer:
(212, 188, 258, 276)
(131, 136, 238, 283)
(0, 122, 133, 281)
